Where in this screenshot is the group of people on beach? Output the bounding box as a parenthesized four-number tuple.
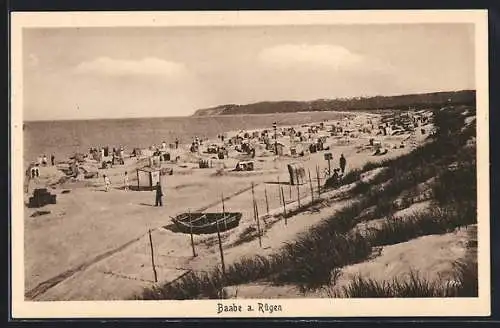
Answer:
(103, 171, 129, 192)
(101, 171, 164, 206)
(153, 139, 179, 152)
(28, 121, 352, 205)
(217, 134, 226, 142)
(190, 135, 208, 153)
(26, 153, 55, 182)
(35, 154, 55, 167)
(326, 153, 347, 187)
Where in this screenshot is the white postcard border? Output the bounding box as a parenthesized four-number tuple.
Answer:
(10, 10, 490, 318)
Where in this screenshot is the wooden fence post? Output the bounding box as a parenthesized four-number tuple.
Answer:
(296, 182, 301, 208)
(281, 185, 287, 225)
(254, 198, 262, 248)
(222, 192, 225, 214)
(189, 210, 197, 257)
(216, 220, 226, 276)
(316, 165, 321, 198)
(264, 186, 270, 215)
(148, 229, 158, 283)
(251, 183, 256, 222)
(251, 182, 262, 246)
(277, 176, 281, 205)
(222, 193, 227, 231)
(308, 169, 314, 203)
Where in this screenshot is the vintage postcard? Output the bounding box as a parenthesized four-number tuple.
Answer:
(10, 10, 490, 318)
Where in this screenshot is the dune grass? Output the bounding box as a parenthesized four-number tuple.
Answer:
(138, 105, 477, 300)
(368, 205, 475, 247)
(138, 197, 476, 300)
(140, 255, 276, 300)
(140, 269, 224, 300)
(333, 259, 477, 298)
(271, 231, 371, 290)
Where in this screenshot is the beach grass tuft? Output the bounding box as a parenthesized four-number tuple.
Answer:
(271, 231, 371, 290)
(333, 259, 477, 298)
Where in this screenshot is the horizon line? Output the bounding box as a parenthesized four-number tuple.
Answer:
(23, 88, 475, 123)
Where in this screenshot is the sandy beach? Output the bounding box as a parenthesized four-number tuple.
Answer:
(22, 110, 445, 301)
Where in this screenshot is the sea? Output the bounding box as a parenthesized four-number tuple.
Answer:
(23, 111, 350, 165)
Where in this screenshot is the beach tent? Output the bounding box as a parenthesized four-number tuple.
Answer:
(287, 163, 306, 185)
(199, 159, 212, 168)
(158, 151, 171, 161)
(265, 140, 285, 154)
(207, 144, 219, 154)
(230, 136, 243, 145)
(275, 142, 286, 155)
(70, 162, 79, 177)
(91, 150, 101, 162)
(149, 155, 162, 168)
(71, 152, 87, 163)
(141, 149, 154, 158)
(234, 160, 254, 171)
(131, 148, 143, 157)
(136, 167, 168, 190)
(27, 164, 40, 179)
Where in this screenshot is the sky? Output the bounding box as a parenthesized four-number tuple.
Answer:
(22, 24, 475, 121)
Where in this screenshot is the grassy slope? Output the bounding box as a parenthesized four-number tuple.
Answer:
(139, 105, 477, 299)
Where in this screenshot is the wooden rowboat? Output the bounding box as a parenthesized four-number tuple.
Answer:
(171, 212, 242, 234)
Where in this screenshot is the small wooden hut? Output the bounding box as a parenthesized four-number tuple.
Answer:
(148, 155, 162, 168)
(136, 167, 168, 190)
(275, 141, 286, 156)
(287, 162, 306, 185)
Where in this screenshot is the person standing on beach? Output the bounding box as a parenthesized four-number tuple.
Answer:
(175, 138, 179, 149)
(123, 171, 129, 191)
(51, 154, 55, 166)
(339, 154, 347, 174)
(103, 174, 111, 192)
(155, 182, 163, 207)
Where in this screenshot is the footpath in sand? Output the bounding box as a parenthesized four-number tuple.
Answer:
(24, 113, 423, 301)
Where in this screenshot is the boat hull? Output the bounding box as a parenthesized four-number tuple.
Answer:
(172, 212, 242, 234)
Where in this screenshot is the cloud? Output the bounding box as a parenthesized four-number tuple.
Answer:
(258, 44, 379, 71)
(73, 57, 188, 78)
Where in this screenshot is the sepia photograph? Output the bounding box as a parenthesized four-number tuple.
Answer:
(10, 10, 490, 318)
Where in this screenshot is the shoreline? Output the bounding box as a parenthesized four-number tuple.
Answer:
(23, 109, 363, 123)
(23, 111, 356, 169)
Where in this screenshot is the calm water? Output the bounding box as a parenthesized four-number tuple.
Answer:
(24, 111, 350, 165)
